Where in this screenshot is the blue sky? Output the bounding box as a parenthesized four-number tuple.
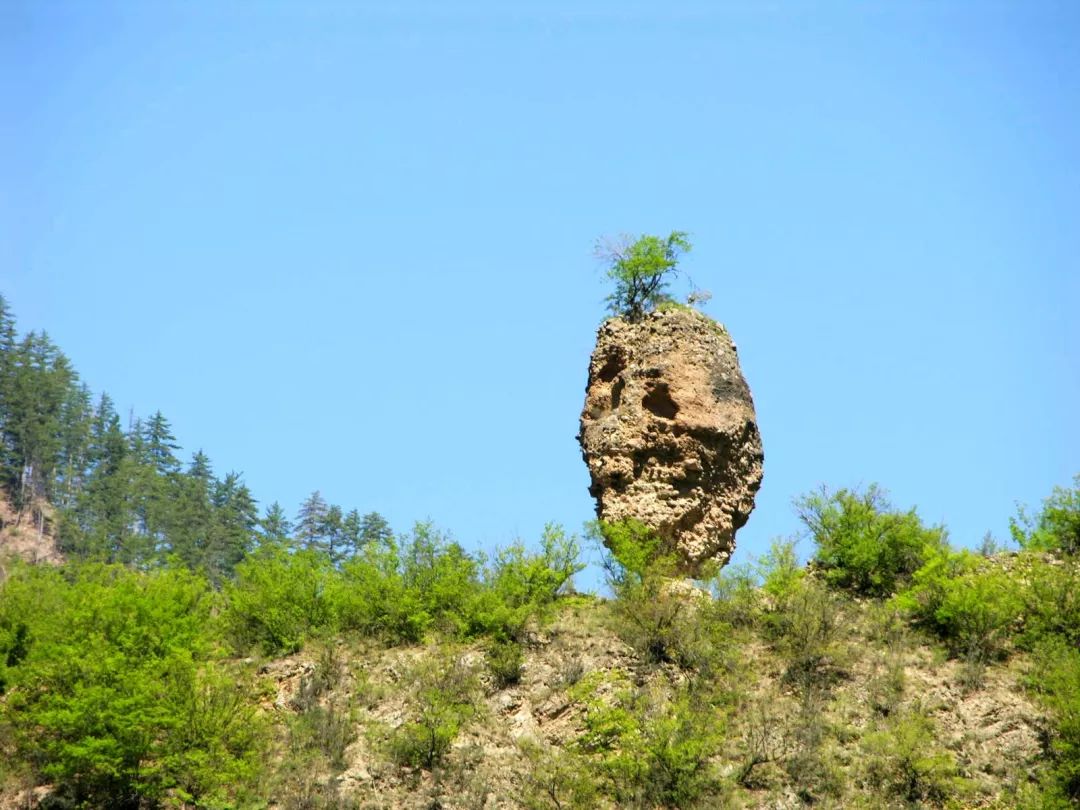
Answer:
(3, 1, 1078, 589)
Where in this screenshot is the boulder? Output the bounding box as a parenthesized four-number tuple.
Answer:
(578, 307, 763, 574)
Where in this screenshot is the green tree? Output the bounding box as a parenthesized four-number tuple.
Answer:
(55, 382, 93, 511)
(359, 510, 393, 548)
(596, 230, 692, 320)
(64, 394, 139, 562)
(204, 472, 258, 583)
(797, 484, 945, 597)
(1011, 474, 1080, 556)
(0, 563, 265, 806)
(259, 501, 294, 547)
(4, 331, 77, 517)
(296, 490, 330, 553)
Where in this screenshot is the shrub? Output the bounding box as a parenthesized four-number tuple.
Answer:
(763, 576, 847, 689)
(476, 524, 583, 640)
(860, 708, 968, 805)
(518, 740, 599, 810)
(895, 546, 1023, 663)
(570, 672, 724, 807)
(1029, 641, 1080, 804)
(798, 484, 946, 597)
(1, 563, 265, 807)
(486, 639, 524, 688)
(224, 546, 336, 655)
(289, 647, 355, 771)
(1011, 474, 1080, 555)
(596, 520, 726, 670)
(758, 537, 805, 603)
(389, 651, 480, 769)
(709, 562, 763, 629)
(1020, 556, 1080, 650)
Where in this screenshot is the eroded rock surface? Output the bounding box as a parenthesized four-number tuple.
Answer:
(578, 307, 763, 573)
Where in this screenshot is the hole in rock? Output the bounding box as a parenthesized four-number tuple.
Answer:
(642, 384, 679, 420)
(597, 353, 624, 383)
(611, 377, 625, 409)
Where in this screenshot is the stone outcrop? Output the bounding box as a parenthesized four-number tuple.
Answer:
(578, 307, 763, 573)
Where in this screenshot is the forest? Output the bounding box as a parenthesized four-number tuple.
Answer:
(0, 295, 1078, 809)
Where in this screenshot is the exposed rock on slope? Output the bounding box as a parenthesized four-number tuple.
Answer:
(578, 307, 763, 573)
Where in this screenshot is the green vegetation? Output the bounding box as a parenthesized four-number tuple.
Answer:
(1, 298, 1079, 808)
(798, 484, 946, 596)
(1011, 473, 1080, 555)
(595, 231, 692, 320)
(388, 651, 482, 769)
(0, 563, 265, 808)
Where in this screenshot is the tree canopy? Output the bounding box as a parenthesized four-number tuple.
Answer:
(596, 230, 692, 321)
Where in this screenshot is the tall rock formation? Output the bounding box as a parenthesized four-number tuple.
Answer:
(578, 307, 763, 574)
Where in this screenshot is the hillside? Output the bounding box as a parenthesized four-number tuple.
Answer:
(2, 495, 1079, 809)
(1, 297, 1077, 808)
(220, 586, 1048, 809)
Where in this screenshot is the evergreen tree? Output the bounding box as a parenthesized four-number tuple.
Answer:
(141, 411, 180, 475)
(321, 503, 348, 565)
(259, 501, 293, 548)
(359, 511, 394, 549)
(296, 491, 329, 553)
(205, 472, 258, 583)
(55, 383, 93, 510)
(342, 508, 364, 557)
(5, 332, 77, 517)
(68, 394, 137, 561)
(0, 296, 18, 492)
(164, 452, 216, 571)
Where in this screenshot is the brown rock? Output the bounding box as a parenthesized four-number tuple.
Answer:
(578, 306, 764, 574)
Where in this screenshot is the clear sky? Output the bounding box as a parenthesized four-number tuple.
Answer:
(3, 1, 1078, 589)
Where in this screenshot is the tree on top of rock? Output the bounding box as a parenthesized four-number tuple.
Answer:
(596, 230, 692, 321)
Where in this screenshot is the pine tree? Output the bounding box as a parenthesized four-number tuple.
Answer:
(259, 501, 293, 548)
(321, 503, 347, 565)
(141, 411, 180, 475)
(56, 383, 93, 510)
(5, 332, 78, 525)
(0, 296, 18, 494)
(295, 491, 329, 553)
(359, 511, 394, 548)
(68, 394, 137, 561)
(163, 452, 216, 571)
(205, 472, 258, 583)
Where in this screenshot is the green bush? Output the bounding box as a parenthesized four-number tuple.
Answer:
(1029, 641, 1080, 804)
(224, 545, 336, 655)
(598, 520, 733, 674)
(389, 651, 481, 769)
(1, 563, 265, 807)
(758, 538, 806, 603)
(709, 562, 763, 629)
(895, 546, 1023, 663)
(487, 639, 524, 688)
(570, 672, 725, 808)
(1011, 474, 1080, 555)
(476, 523, 583, 640)
(518, 739, 599, 810)
(1020, 556, 1080, 650)
(763, 576, 847, 688)
(798, 484, 946, 597)
(860, 708, 968, 805)
(231, 521, 583, 652)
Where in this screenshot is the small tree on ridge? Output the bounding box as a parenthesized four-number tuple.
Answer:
(596, 230, 692, 321)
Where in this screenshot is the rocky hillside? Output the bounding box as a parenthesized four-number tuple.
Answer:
(246, 586, 1046, 810)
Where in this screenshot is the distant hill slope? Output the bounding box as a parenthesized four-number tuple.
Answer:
(0, 491, 61, 569)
